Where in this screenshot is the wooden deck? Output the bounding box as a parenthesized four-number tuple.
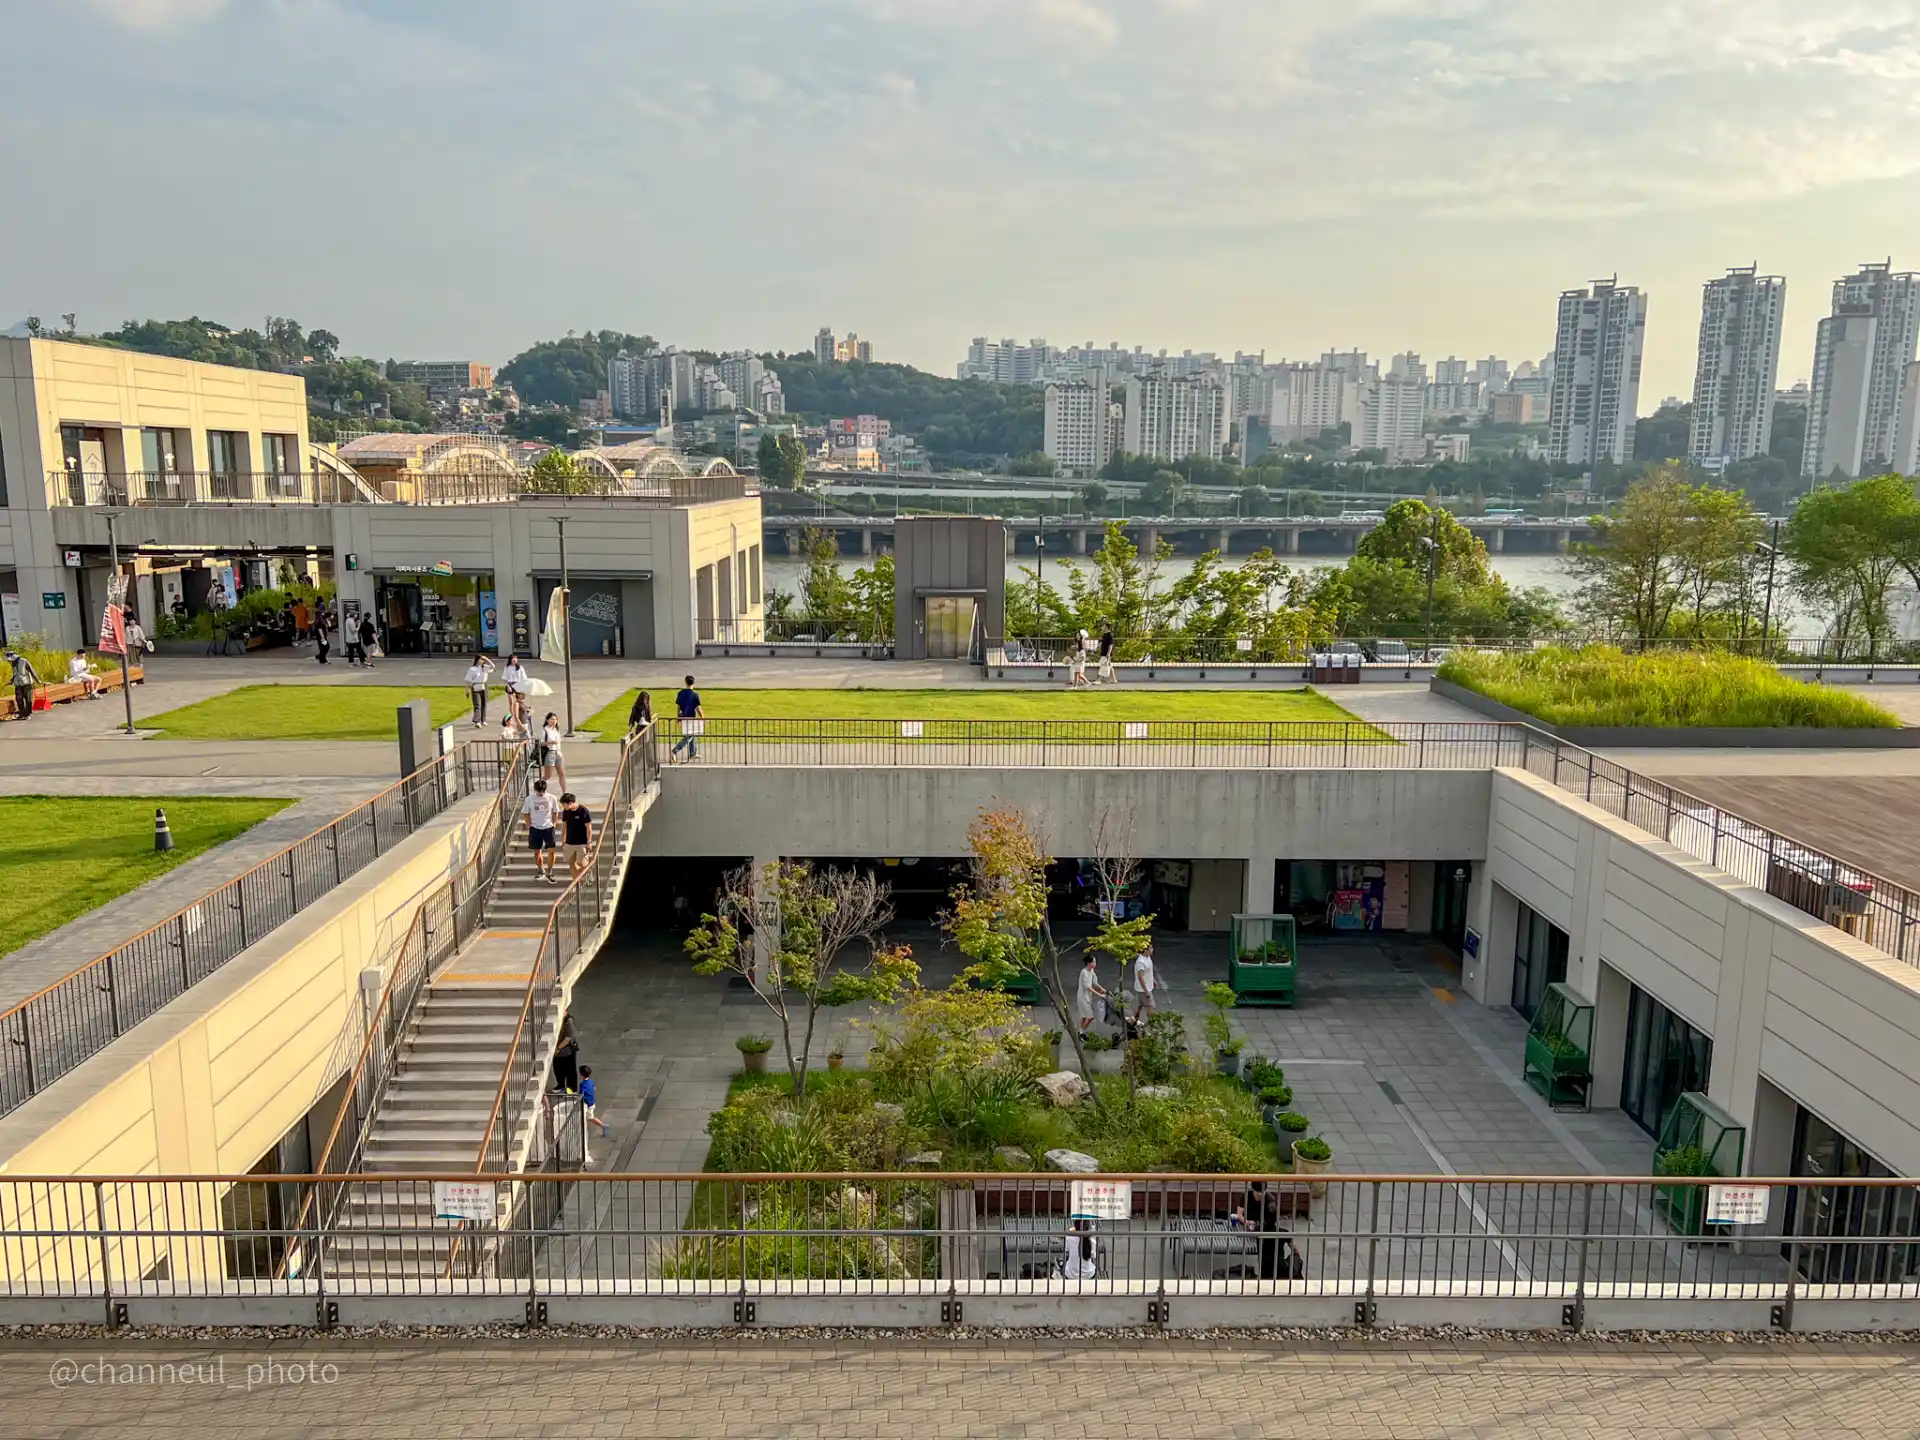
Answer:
(1665, 775, 1920, 892)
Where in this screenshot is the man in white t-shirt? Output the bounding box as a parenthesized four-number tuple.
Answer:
(521, 779, 560, 883)
(1130, 945, 1157, 1026)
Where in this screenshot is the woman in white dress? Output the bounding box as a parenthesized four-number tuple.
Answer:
(539, 711, 567, 790)
(1061, 1219, 1098, 1281)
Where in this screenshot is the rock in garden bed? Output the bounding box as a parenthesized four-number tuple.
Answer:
(1044, 1149, 1100, 1173)
(1037, 1071, 1091, 1108)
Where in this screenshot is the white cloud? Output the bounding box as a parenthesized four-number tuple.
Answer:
(85, 0, 230, 27)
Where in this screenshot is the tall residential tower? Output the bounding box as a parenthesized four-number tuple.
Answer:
(1688, 266, 1786, 467)
(1802, 261, 1920, 480)
(1547, 278, 1648, 469)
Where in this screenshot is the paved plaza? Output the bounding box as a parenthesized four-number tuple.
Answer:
(1, 1335, 1915, 1438)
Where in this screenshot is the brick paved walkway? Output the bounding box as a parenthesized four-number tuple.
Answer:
(2, 1337, 1916, 1438)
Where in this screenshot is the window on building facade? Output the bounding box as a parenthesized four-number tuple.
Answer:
(1509, 902, 1569, 1017)
(1620, 986, 1711, 1138)
(207, 430, 250, 500)
(1787, 1109, 1920, 1284)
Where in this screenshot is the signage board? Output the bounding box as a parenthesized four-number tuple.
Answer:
(42, 593, 66, 611)
(899, 720, 924, 738)
(63, 550, 82, 569)
(1070, 1179, 1132, 1221)
(1463, 928, 1481, 959)
(433, 1181, 495, 1223)
(511, 599, 533, 653)
(1123, 721, 1149, 740)
(1236, 637, 1253, 652)
(1706, 1183, 1771, 1226)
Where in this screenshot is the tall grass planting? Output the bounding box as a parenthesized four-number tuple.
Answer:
(1438, 646, 1899, 729)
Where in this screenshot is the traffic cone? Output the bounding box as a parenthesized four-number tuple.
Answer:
(154, 807, 175, 853)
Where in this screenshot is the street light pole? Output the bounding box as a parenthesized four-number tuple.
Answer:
(103, 509, 135, 736)
(1422, 507, 1439, 648)
(1758, 517, 1781, 654)
(555, 515, 574, 736)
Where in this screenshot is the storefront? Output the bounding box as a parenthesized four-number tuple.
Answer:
(1786, 1109, 1920, 1283)
(374, 566, 497, 655)
(1509, 902, 1568, 1016)
(1275, 861, 1412, 934)
(1619, 986, 1712, 1137)
(536, 576, 636, 658)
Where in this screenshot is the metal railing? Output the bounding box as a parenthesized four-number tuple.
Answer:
(45, 469, 374, 508)
(995, 633, 1920, 668)
(2, 1173, 1915, 1330)
(0, 741, 515, 1119)
(1517, 730, 1920, 969)
(413, 473, 760, 507)
(469, 724, 662, 1181)
(675, 718, 1527, 769)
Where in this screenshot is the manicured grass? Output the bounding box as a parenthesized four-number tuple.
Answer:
(582, 686, 1361, 737)
(0, 796, 293, 957)
(143, 685, 477, 740)
(1438, 646, 1901, 729)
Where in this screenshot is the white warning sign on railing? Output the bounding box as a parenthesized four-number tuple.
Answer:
(1705, 1183, 1771, 1225)
(433, 1180, 495, 1223)
(1070, 1179, 1132, 1221)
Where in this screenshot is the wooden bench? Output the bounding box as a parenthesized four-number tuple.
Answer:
(0, 665, 144, 718)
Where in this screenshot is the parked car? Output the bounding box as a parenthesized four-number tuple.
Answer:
(1329, 640, 1363, 656)
(1370, 639, 1412, 664)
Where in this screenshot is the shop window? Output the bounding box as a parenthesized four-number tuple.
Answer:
(1619, 986, 1711, 1137)
(1787, 1109, 1920, 1284)
(1509, 902, 1568, 1016)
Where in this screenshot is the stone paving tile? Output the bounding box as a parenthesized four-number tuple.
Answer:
(0, 1339, 1914, 1438)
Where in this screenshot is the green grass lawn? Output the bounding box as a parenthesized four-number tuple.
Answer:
(582, 686, 1361, 737)
(143, 685, 477, 741)
(1438, 646, 1901, 729)
(0, 796, 293, 957)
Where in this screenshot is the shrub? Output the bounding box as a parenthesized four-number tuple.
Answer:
(1656, 1144, 1713, 1177)
(1202, 982, 1241, 1055)
(1259, 1085, 1293, 1108)
(1123, 1012, 1189, 1086)
(736, 1034, 774, 1055)
(1438, 645, 1899, 730)
(867, 987, 1041, 1100)
(1165, 1110, 1260, 1173)
(1275, 1112, 1311, 1134)
(705, 1089, 786, 1170)
(1293, 1135, 1332, 1163)
(1243, 1058, 1286, 1091)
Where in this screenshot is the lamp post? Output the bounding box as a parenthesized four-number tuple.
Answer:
(102, 509, 136, 736)
(1421, 506, 1440, 649)
(1755, 518, 1782, 654)
(554, 515, 574, 735)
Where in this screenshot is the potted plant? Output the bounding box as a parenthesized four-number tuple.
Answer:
(1290, 1133, 1333, 1198)
(1258, 1085, 1293, 1125)
(1274, 1111, 1311, 1136)
(1203, 981, 1244, 1077)
(827, 1046, 845, 1071)
(735, 1034, 773, 1074)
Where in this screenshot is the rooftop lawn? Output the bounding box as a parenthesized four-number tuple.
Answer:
(142, 685, 476, 741)
(0, 796, 293, 957)
(581, 685, 1360, 736)
(1438, 646, 1901, 729)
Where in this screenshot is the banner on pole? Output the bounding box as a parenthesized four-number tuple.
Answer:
(97, 602, 127, 657)
(539, 585, 568, 665)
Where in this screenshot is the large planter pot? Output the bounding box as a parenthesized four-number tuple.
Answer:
(740, 1049, 768, 1074)
(827, 1053, 845, 1071)
(1291, 1141, 1332, 1199)
(1214, 1049, 1242, 1078)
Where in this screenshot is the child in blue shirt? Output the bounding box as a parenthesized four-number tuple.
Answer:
(578, 1065, 611, 1140)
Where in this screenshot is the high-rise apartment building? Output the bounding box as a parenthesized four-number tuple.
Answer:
(389, 360, 494, 399)
(1688, 266, 1786, 467)
(1802, 261, 1920, 480)
(1894, 361, 1920, 477)
(1351, 379, 1427, 462)
(1390, 352, 1428, 386)
(1432, 357, 1469, 386)
(1123, 373, 1227, 463)
(1425, 380, 1484, 417)
(1043, 370, 1114, 477)
(1471, 357, 1511, 394)
(1547, 278, 1648, 467)
(814, 328, 837, 365)
(1272, 365, 1354, 445)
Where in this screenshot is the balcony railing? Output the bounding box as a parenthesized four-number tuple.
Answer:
(45, 469, 374, 507)
(995, 634, 1919, 668)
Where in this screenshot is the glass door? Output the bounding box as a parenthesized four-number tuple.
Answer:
(925, 596, 975, 659)
(1619, 986, 1712, 1137)
(1510, 903, 1569, 1016)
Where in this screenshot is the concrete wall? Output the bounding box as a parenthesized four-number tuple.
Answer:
(1472, 767, 1920, 1182)
(636, 767, 1491, 867)
(0, 793, 493, 1188)
(893, 517, 1006, 659)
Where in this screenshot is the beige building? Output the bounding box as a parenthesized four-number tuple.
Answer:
(0, 338, 761, 656)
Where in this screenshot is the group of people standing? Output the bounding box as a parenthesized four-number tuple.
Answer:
(1072, 945, 1159, 1039)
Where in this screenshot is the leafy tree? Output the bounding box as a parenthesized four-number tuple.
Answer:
(1010, 452, 1056, 477)
(506, 409, 579, 445)
(522, 447, 606, 495)
(848, 552, 895, 640)
(1634, 402, 1692, 464)
(756, 431, 808, 488)
(1572, 466, 1763, 640)
(1139, 469, 1187, 514)
(499, 330, 655, 408)
(798, 526, 855, 629)
(686, 861, 917, 1098)
(1237, 484, 1269, 516)
(1077, 481, 1109, 515)
(1785, 474, 1920, 657)
(771, 357, 1042, 466)
(1355, 499, 1492, 586)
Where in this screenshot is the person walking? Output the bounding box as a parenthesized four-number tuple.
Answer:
(1061, 1217, 1098, 1281)
(1068, 629, 1089, 688)
(627, 689, 653, 738)
(552, 1016, 580, 1092)
(1074, 954, 1107, 1039)
(123, 610, 150, 659)
(6, 649, 41, 722)
(560, 789, 593, 881)
(355, 611, 379, 669)
(579, 1066, 611, 1142)
(463, 653, 494, 726)
(669, 674, 704, 763)
(1098, 629, 1116, 685)
(312, 606, 331, 665)
(539, 711, 567, 790)
(500, 653, 529, 727)
(522, 778, 560, 883)
(1130, 942, 1157, 1027)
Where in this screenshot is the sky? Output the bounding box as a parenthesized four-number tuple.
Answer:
(4, 0, 1920, 409)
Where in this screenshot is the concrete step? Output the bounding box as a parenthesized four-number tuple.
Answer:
(381, 1087, 503, 1111)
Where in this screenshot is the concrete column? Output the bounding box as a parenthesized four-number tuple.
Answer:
(1707, 901, 1768, 1132)
(1140, 527, 1157, 553)
(1747, 1079, 1800, 1227)
(1461, 872, 1516, 1009)
(1589, 961, 1632, 1110)
(1285, 527, 1301, 555)
(1005, 529, 1016, 555)
(1217, 528, 1232, 554)
(1490, 527, 1506, 553)
(786, 528, 802, 556)
(1070, 528, 1087, 555)
(860, 528, 873, 556)
(750, 854, 781, 987)
(1556, 528, 1572, 553)
(1243, 857, 1277, 915)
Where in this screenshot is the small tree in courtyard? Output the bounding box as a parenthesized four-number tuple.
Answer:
(943, 806, 1153, 1098)
(686, 861, 917, 1098)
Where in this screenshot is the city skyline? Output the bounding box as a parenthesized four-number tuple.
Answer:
(5, 3, 1920, 409)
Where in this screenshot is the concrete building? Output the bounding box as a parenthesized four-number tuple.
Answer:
(1123, 373, 1228, 463)
(892, 516, 1005, 659)
(814, 328, 837, 365)
(0, 338, 762, 656)
(388, 360, 493, 399)
(1390, 352, 1428, 386)
(1802, 262, 1920, 480)
(1431, 357, 1467, 386)
(1043, 371, 1114, 477)
(826, 415, 890, 471)
(1272, 365, 1354, 445)
(1425, 380, 1485, 417)
(1427, 433, 1471, 463)
(1350, 379, 1428, 462)
(1893, 360, 1920, 478)
(1548, 278, 1648, 467)
(1472, 357, 1511, 394)
(1490, 391, 1537, 426)
(1689, 267, 1786, 467)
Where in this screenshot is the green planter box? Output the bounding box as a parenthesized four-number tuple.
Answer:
(1522, 983, 1594, 1110)
(1523, 1032, 1591, 1106)
(1654, 1091, 1747, 1237)
(1229, 914, 1298, 1008)
(969, 968, 1044, 1005)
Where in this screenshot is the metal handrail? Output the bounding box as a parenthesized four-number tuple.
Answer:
(0, 740, 514, 1118)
